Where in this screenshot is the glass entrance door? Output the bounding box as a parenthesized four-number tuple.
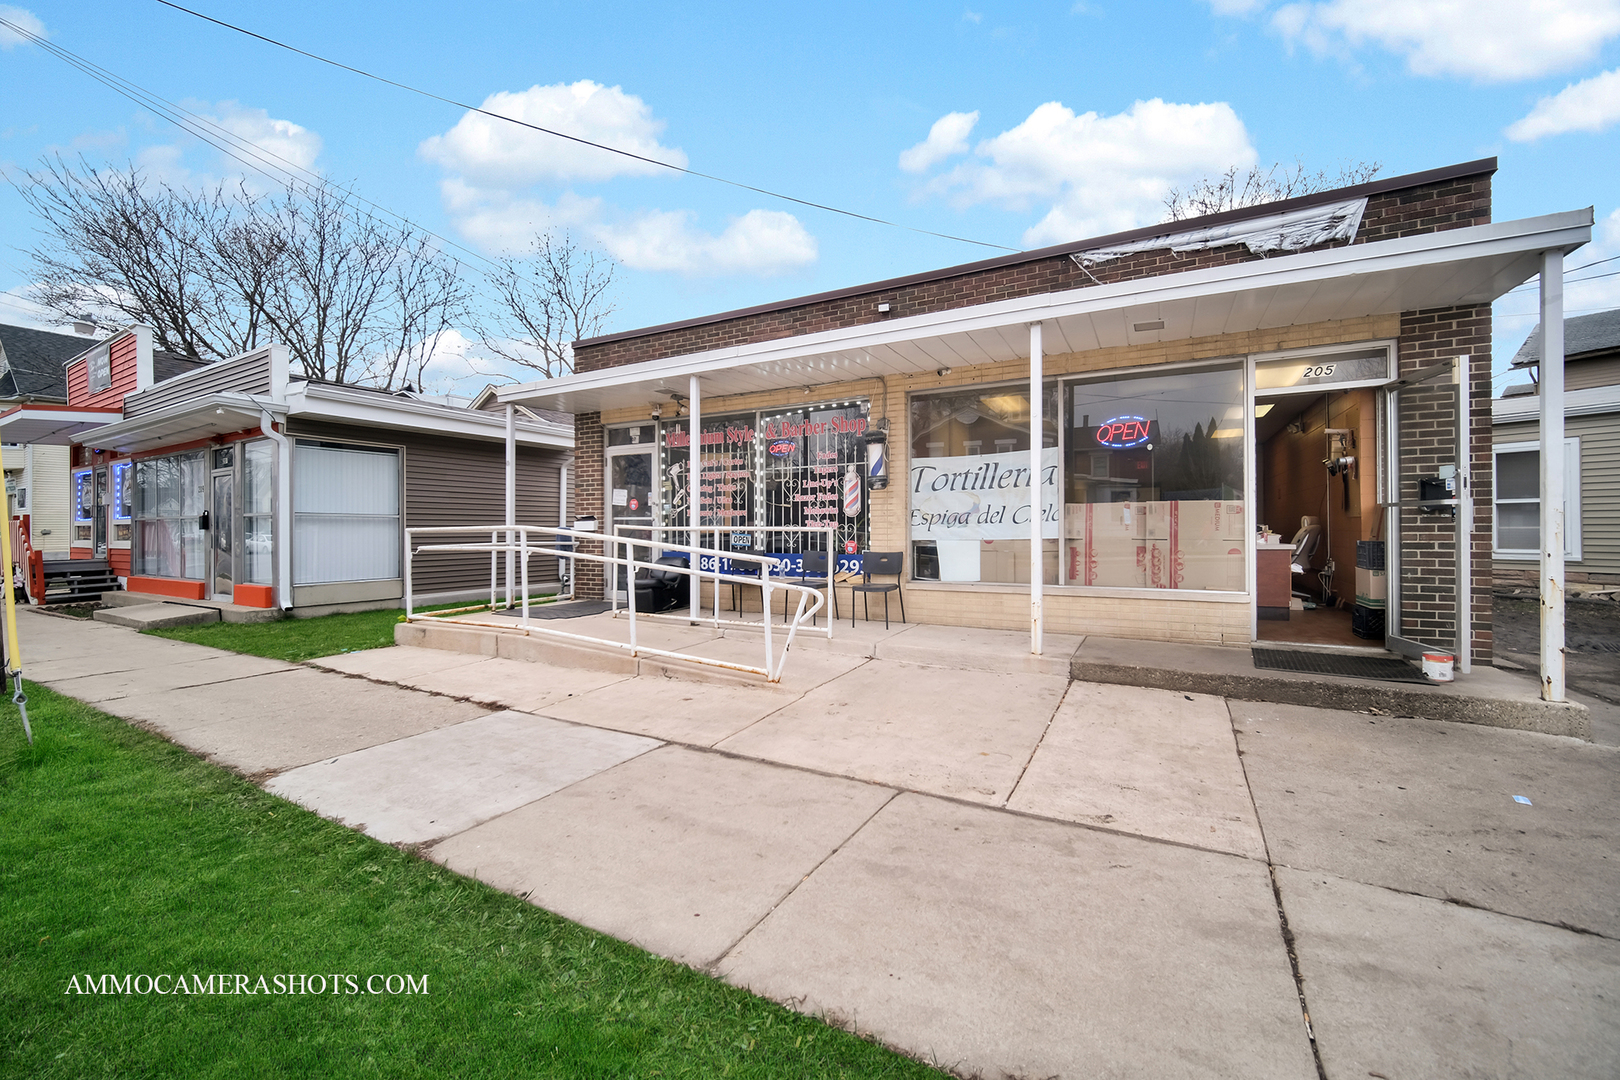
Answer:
(606, 450, 654, 601)
(92, 466, 108, 556)
(211, 470, 234, 600)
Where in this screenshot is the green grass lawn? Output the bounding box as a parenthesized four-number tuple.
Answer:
(144, 606, 410, 663)
(142, 596, 553, 664)
(0, 687, 941, 1079)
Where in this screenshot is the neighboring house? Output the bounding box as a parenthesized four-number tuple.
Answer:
(0, 322, 105, 554)
(497, 156, 1592, 668)
(1494, 308, 1620, 592)
(0, 326, 573, 614)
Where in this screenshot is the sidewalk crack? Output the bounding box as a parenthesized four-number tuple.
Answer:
(1229, 699, 1327, 1080)
(704, 786, 901, 973)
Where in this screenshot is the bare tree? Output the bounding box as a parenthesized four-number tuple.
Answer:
(14, 157, 470, 389)
(1163, 160, 1383, 222)
(477, 231, 617, 380)
(12, 156, 256, 357)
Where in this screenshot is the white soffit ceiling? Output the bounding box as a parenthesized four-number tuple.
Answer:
(501, 209, 1591, 414)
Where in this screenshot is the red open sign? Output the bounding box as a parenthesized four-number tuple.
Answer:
(1094, 415, 1153, 449)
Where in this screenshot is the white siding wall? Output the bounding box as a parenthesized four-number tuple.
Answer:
(1496, 413, 1620, 578)
(25, 444, 71, 554)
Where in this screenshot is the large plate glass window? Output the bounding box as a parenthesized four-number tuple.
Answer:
(658, 402, 869, 573)
(72, 468, 94, 545)
(1064, 364, 1246, 590)
(909, 384, 1060, 584)
(133, 452, 206, 578)
(112, 461, 133, 542)
(242, 440, 275, 585)
(292, 441, 400, 584)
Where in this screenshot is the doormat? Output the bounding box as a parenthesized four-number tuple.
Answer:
(1251, 648, 1432, 683)
(491, 600, 614, 620)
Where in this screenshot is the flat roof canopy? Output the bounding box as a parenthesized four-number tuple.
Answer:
(500, 208, 1592, 415)
(0, 405, 123, 446)
(68, 394, 277, 454)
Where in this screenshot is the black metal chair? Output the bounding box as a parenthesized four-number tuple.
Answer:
(781, 549, 837, 626)
(850, 551, 905, 629)
(728, 558, 763, 613)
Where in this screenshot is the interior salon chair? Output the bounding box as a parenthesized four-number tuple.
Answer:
(1289, 516, 1325, 602)
(633, 555, 691, 613)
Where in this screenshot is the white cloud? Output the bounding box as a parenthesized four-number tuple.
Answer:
(899, 111, 979, 173)
(436, 180, 602, 256)
(918, 98, 1256, 247)
(0, 5, 45, 50)
(1507, 67, 1620, 140)
(411, 328, 546, 398)
(419, 81, 687, 187)
(208, 100, 322, 172)
(425, 82, 816, 277)
(1259, 0, 1620, 82)
(595, 208, 817, 275)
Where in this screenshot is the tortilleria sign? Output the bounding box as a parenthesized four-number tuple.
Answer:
(909, 447, 1060, 541)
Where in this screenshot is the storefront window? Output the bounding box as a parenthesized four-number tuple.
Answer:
(1064, 364, 1246, 590)
(909, 385, 1060, 584)
(292, 441, 400, 584)
(133, 452, 206, 579)
(659, 402, 870, 570)
(243, 441, 275, 585)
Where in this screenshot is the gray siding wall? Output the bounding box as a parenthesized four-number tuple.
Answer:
(1495, 413, 1620, 576)
(123, 352, 273, 417)
(286, 418, 566, 596)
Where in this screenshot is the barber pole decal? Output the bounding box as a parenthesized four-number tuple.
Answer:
(865, 438, 886, 483)
(842, 466, 861, 517)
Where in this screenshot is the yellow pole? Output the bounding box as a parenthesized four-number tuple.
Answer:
(0, 440, 31, 743)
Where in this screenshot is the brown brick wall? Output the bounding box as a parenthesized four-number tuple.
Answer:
(574, 171, 1493, 374)
(1395, 305, 1494, 663)
(572, 413, 605, 599)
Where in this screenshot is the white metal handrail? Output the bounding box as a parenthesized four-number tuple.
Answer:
(403, 525, 826, 682)
(612, 524, 841, 639)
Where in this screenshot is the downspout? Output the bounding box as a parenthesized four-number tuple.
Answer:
(260, 411, 293, 610)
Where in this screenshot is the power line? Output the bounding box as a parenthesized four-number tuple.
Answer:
(1497, 252, 1620, 297)
(152, 0, 1018, 253)
(0, 15, 510, 283)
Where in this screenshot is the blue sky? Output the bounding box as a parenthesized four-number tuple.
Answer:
(2, 0, 1618, 393)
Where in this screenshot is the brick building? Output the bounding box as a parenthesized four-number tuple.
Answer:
(501, 158, 1591, 669)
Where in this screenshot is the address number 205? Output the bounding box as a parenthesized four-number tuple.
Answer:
(1302, 363, 1337, 379)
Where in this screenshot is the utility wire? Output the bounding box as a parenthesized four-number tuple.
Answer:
(0, 15, 512, 284)
(152, 0, 1018, 253)
(1497, 252, 1620, 296)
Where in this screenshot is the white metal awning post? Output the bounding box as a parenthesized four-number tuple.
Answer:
(1539, 251, 1566, 702)
(689, 374, 702, 623)
(1029, 321, 1044, 656)
(505, 403, 516, 609)
(1455, 354, 1472, 675)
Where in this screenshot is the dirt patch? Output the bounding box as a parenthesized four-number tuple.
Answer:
(1494, 594, 1620, 705)
(39, 602, 104, 620)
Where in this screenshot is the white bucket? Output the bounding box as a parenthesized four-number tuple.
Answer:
(1422, 653, 1455, 682)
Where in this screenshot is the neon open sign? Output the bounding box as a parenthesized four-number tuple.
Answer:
(1094, 415, 1152, 449)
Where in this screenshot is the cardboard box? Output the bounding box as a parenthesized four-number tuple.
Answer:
(1087, 532, 1147, 588)
(1178, 539, 1246, 591)
(1144, 501, 1173, 540)
(1355, 566, 1387, 609)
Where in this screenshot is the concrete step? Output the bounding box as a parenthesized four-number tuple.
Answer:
(100, 591, 282, 624)
(94, 603, 222, 630)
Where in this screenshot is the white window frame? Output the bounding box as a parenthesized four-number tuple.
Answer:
(1493, 438, 1581, 561)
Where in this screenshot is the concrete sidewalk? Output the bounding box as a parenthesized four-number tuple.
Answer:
(24, 608, 1620, 1079)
